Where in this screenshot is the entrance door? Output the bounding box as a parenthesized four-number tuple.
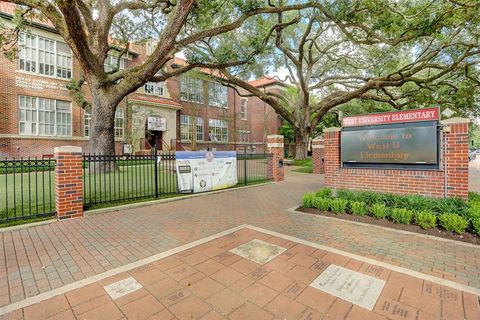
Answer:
(145, 131, 163, 150)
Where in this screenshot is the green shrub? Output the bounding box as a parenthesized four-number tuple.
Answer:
(312, 197, 331, 212)
(438, 213, 469, 234)
(371, 203, 388, 219)
(330, 199, 348, 214)
(472, 217, 480, 236)
(431, 197, 469, 217)
(302, 193, 316, 208)
(315, 188, 332, 198)
(415, 211, 437, 229)
(389, 208, 414, 224)
(337, 190, 356, 202)
(469, 191, 480, 203)
(350, 201, 368, 216)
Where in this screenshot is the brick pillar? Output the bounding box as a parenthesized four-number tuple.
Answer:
(442, 118, 470, 199)
(267, 134, 284, 182)
(324, 128, 341, 188)
(312, 138, 325, 174)
(54, 146, 83, 220)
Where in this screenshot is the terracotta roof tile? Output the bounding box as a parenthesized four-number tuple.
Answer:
(0, 1, 54, 28)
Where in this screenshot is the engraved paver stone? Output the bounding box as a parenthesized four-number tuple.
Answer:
(104, 277, 143, 300)
(310, 265, 385, 310)
(230, 239, 287, 264)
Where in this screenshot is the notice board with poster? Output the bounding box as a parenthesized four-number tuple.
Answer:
(176, 151, 237, 193)
(147, 116, 166, 131)
(341, 107, 440, 169)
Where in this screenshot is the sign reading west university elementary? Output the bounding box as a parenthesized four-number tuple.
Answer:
(342, 107, 439, 127)
(341, 107, 440, 168)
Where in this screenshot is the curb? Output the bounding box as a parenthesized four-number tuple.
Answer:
(0, 219, 55, 233)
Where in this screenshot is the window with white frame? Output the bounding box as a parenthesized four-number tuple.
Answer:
(208, 82, 227, 107)
(240, 98, 248, 119)
(144, 81, 165, 96)
(180, 76, 204, 103)
(84, 112, 91, 137)
(19, 96, 72, 136)
(104, 54, 127, 72)
(180, 115, 204, 141)
(146, 40, 158, 56)
(208, 118, 228, 142)
(239, 130, 250, 142)
(18, 32, 72, 79)
(56, 42, 72, 79)
(114, 108, 124, 138)
(84, 108, 124, 138)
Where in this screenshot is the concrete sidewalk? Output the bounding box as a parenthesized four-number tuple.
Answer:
(0, 168, 479, 318)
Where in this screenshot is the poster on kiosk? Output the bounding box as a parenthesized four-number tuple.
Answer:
(176, 151, 238, 193)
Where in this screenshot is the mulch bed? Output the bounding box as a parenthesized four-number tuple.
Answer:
(298, 207, 480, 245)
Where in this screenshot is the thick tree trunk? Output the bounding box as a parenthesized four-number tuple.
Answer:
(88, 88, 117, 156)
(294, 131, 308, 160)
(87, 87, 118, 173)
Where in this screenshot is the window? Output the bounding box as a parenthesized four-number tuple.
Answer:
(114, 108, 124, 139)
(144, 81, 165, 96)
(84, 108, 124, 139)
(56, 42, 72, 79)
(56, 101, 72, 136)
(180, 76, 203, 103)
(180, 115, 204, 141)
(84, 112, 91, 137)
(146, 40, 158, 56)
(208, 82, 227, 107)
(19, 96, 72, 136)
(104, 54, 127, 72)
(208, 119, 228, 142)
(38, 37, 55, 76)
(239, 130, 250, 142)
(18, 32, 72, 79)
(240, 98, 248, 119)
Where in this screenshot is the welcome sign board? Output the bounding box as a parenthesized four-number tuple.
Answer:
(341, 108, 440, 168)
(176, 151, 237, 193)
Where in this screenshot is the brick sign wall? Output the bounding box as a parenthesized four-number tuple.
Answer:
(322, 113, 470, 199)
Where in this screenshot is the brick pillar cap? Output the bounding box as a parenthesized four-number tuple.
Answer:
(312, 138, 324, 142)
(54, 146, 83, 153)
(324, 127, 341, 132)
(267, 134, 284, 139)
(441, 117, 470, 125)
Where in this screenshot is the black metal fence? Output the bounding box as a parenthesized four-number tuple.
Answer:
(82, 152, 177, 209)
(237, 151, 273, 185)
(0, 158, 56, 224)
(83, 151, 273, 209)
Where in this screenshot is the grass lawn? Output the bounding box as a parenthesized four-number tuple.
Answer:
(291, 158, 313, 173)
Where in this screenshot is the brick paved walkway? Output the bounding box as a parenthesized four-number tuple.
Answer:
(0, 168, 480, 317)
(2, 228, 479, 320)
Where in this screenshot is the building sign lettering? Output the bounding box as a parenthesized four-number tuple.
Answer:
(342, 107, 439, 127)
(15, 76, 68, 92)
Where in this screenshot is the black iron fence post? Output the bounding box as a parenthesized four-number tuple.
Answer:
(243, 148, 247, 186)
(154, 147, 159, 198)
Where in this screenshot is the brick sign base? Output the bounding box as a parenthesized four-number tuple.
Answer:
(323, 118, 470, 200)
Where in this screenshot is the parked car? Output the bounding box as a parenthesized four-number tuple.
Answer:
(470, 148, 480, 161)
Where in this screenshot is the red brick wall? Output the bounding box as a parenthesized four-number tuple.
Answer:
(312, 139, 325, 174)
(267, 134, 284, 182)
(324, 119, 470, 199)
(54, 146, 83, 220)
